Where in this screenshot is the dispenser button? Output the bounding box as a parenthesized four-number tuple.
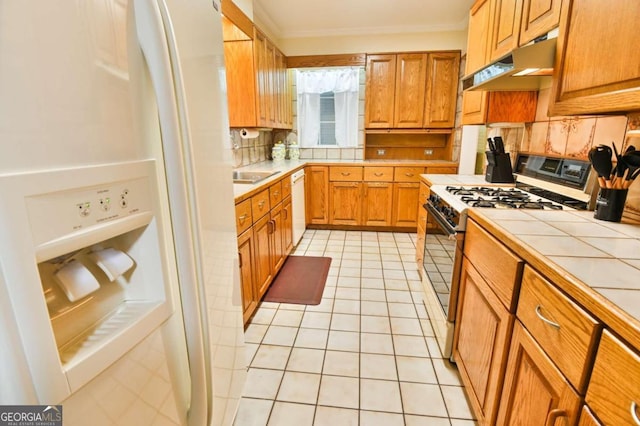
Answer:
(99, 198, 111, 211)
(77, 202, 91, 217)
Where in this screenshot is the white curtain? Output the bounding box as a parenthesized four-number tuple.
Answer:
(296, 68, 359, 148)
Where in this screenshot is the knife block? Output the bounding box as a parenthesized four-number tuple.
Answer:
(485, 152, 515, 183)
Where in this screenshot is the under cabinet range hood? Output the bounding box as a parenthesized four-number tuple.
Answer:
(463, 36, 556, 91)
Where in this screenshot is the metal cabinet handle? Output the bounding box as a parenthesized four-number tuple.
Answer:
(258, 200, 265, 209)
(273, 190, 280, 196)
(341, 172, 351, 176)
(405, 172, 414, 177)
(631, 401, 640, 426)
(545, 409, 567, 426)
(272, 219, 277, 232)
(238, 214, 248, 223)
(238, 252, 242, 268)
(374, 172, 383, 176)
(283, 208, 288, 219)
(535, 305, 560, 329)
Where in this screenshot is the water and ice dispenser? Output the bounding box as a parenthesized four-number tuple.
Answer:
(0, 160, 175, 403)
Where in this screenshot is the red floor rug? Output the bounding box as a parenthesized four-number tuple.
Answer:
(263, 256, 332, 305)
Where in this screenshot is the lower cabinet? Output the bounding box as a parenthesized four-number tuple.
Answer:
(454, 258, 514, 425)
(496, 322, 581, 426)
(329, 181, 362, 225)
(305, 166, 329, 225)
(238, 228, 257, 324)
(270, 202, 285, 273)
(363, 182, 393, 226)
(282, 195, 293, 254)
(392, 182, 420, 227)
(253, 213, 273, 299)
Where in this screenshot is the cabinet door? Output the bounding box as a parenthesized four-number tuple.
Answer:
(461, 0, 492, 125)
(363, 182, 393, 226)
(454, 259, 514, 425)
(393, 53, 427, 128)
(254, 30, 271, 127)
(365, 54, 397, 128)
(424, 52, 460, 128)
(265, 40, 277, 127)
(496, 322, 581, 426)
(253, 214, 273, 299)
(490, 0, 524, 62)
(329, 182, 362, 226)
(282, 196, 293, 255)
(391, 183, 419, 228)
(550, 0, 640, 115)
(224, 40, 258, 127)
(305, 166, 329, 225)
(238, 228, 257, 324)
(270, 203, 285, 273)
(520, 0, 563, 45)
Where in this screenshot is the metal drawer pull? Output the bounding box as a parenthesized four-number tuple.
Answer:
(535, 305, 560, 329)
(341, 172, 351, 176)
(238, 214, 248, 222)
(545, 409, 567, 426)
(374, 172, 383, 176)
(631, 401, 640, 426)
(405, 172, 414, 177)
(258, 200, 265, 208)
(273, 190, 280, 196)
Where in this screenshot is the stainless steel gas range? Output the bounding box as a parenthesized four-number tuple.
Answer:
(421, 154, 596, 359)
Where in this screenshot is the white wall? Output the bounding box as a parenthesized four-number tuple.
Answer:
(276, 30, 468, 56)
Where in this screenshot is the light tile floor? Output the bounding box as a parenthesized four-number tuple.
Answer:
(234, 230, 476, 426)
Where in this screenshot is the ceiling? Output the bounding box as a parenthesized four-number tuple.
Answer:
(253, 0, 475, 40)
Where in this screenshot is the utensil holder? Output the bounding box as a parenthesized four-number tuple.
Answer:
(594, 188, 628, 222)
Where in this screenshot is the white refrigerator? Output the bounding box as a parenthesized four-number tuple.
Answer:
(0, 0, 245, 425)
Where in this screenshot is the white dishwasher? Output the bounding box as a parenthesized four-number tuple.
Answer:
(290, 169, 306, 246)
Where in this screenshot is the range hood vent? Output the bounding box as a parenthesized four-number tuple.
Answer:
(463, 36, 556, 91)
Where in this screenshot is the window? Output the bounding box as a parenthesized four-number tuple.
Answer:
(296, 68, 360, 148)
(319, 92, 336, 146)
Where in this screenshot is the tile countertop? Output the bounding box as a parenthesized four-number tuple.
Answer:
(233, 160, 458, 201)
(468, 207, 640, 350)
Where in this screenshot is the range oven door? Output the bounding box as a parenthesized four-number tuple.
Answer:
(421, 202, 465, 358)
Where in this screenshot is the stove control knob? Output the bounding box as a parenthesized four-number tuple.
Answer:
(429, 194, 440, 204)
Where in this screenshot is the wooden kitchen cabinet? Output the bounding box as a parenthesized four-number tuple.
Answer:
(424, 52, 460, 128)
(270, 202, 285, 273)
(391, 183, 420, 227)
(496, 322, 581, 426)
(550, 0, 640, 115)
(223, 21, 292, 129)
(329, 182, 362, 226)
(305, 166, 329, 225)
(282, 196, 293, 255)
(461, 0, 538, 125)
(394, 54, 428, 128)
(586, 330, 640, 426)
(237, 228, 257, 323)
(363, 182, 393, 226)
(253, 213, 273, 299)
(365, 54, 397, 128)
(365, 51, 459, 130)
(489, 0, 524, 62)
(520, 0, 564, 45)
(454, 258, 514, 425)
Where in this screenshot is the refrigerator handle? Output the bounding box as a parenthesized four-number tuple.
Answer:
(133, 0, 210, 424)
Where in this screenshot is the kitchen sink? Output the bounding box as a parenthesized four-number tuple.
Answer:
(232, 170, 280, 184)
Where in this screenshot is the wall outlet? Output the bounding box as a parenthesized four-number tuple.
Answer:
(424, 149, 433, 155)
(377, 149, 386, 156)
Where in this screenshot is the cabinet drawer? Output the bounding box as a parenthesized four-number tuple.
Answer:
(394, 166, 424, 182)
(251, 189, 271, 220)
(517, 266, 599, 392)
(464, 220, 524, 311)
(330, 166, 363, 181)
(425, 166, 457, 174)
(270, 181, 283, 206)
(235, 199, 253, 235)
(281, 175, 292, 199)
(364, 166, 393, 181)
(587, 330, 640, 426)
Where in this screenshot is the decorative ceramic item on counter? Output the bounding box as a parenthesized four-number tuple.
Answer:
(272, 141, 285, 161)
(288, 142, 300, 160)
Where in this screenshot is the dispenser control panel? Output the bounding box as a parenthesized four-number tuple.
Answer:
(25, 165, 156, 248)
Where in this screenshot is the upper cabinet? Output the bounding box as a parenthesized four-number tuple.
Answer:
(550, 0, 640, 115)
(490, 0, 563, 61)
(222, 18, 292, 129)
(365, 51, 460, 130)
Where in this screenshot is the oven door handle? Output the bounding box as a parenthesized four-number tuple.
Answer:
(425, 202, 458, 238)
